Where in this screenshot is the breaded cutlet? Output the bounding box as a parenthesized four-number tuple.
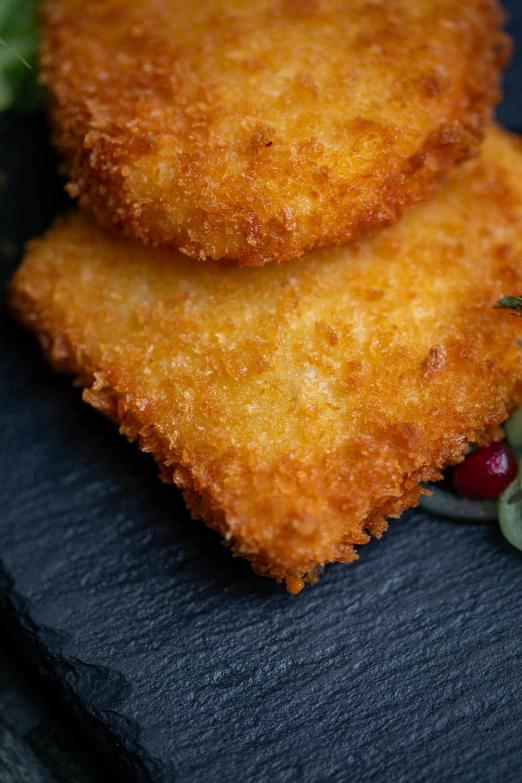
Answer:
(39, 0, 509, 265)
(10, 126, 522, 591)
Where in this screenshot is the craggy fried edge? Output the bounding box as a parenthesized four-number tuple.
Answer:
(39, 2, 511, 265)
(9, 278, 514, 592)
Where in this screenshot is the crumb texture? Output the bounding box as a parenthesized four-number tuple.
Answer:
(39, 0, 509, 264)
(10, 127, 522, 589)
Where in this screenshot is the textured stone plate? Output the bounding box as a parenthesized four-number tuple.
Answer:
(1, 5, 522, 781)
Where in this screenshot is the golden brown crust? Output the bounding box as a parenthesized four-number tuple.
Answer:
(10, 126, 522, 591)
(39, 0, 509, 265)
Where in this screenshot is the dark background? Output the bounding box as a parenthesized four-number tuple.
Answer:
(2, 3, 522, 782)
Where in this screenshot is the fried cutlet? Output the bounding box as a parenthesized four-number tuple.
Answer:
(39, 0, 509, 266)
(10, 126, 522, 592)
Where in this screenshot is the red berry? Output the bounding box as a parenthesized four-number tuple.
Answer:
(452, 442, 518, 500)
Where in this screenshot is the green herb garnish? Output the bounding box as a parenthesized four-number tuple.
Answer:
(0, 0, 42, 113)
(494, 295, 522, 318)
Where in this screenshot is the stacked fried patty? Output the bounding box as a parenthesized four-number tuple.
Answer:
(9, 0, 520, 591)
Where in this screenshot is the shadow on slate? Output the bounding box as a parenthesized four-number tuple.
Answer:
(2, 6, 522, 781)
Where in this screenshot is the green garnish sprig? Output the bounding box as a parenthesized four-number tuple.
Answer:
(495, 295, 522, 318)
(0, 0, 42, 113)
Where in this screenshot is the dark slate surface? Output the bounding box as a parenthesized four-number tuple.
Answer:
(2, 6, 522, 781)
(0, 617, 109, 781)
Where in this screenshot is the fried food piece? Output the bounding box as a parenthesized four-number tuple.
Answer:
(39, 0, 509, 266)
(10, 126, 522, 592)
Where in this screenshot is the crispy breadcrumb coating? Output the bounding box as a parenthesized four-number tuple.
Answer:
(10, 126, 522, 592)
(39, 0, 509, 265)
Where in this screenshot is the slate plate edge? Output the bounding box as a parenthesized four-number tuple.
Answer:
(0, 567, 167, 783)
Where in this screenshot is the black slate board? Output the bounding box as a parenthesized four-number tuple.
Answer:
(2, 5, 522, 781)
